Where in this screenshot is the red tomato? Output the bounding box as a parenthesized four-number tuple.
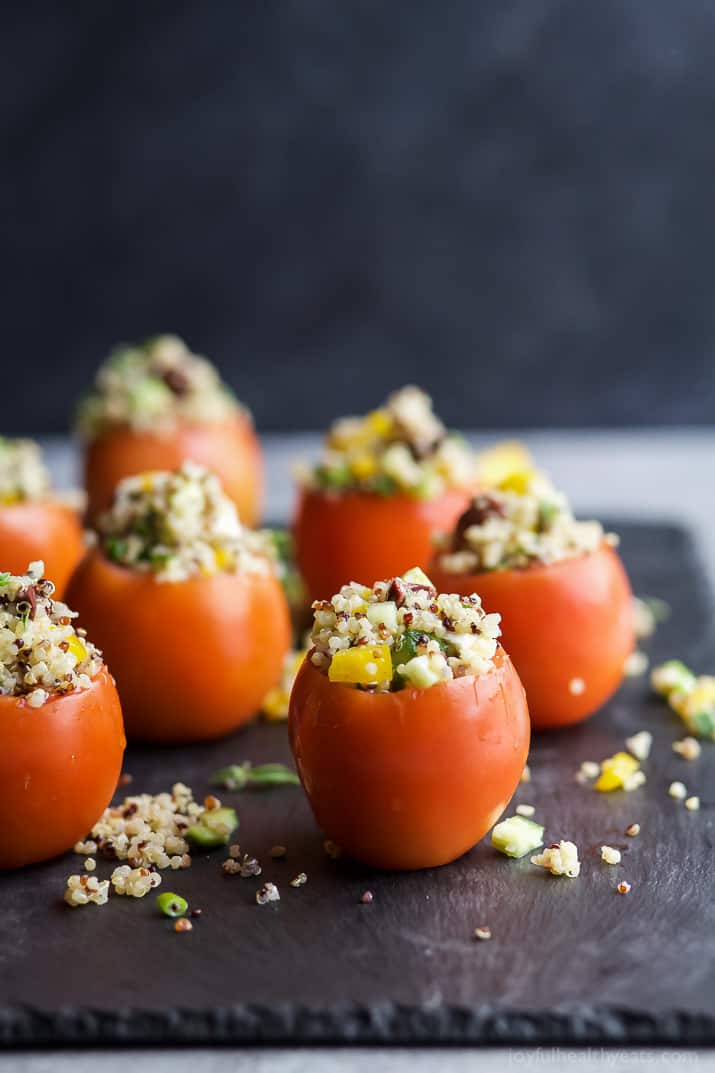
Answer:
(0, 667, 125, 870)
(83, 414, 263, 526)
(293, 486, 470, 602)
(289, 650, 529, 870)
(66, 549, 291, 743)
(431, 544, 634, 729)
(0, 500, 84, 598)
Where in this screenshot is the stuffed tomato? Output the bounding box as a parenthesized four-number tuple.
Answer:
(66, 462, 290, 742)
(293, 386, 476, 601)
(77, 334, 263, 525)
(0, 437, 84, 597)
(0, 562, 125, 869)
(431, 469, 634, 729)
(289, 567, 529, 870)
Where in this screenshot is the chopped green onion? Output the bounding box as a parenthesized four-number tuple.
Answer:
(156, 892, 188, 918)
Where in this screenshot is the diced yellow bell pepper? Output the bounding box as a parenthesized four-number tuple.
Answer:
(139, 473, 154, 492)
(595, 751, 640, 792)
(328, 644, 393, 686)
(477, 440, 534, 489)
(67, 635, 87, 664)
(497, 470, 535, 495)
(214, 546, 234, 571)
(350, 452, 378, 481)
(0, 492, 21, 506)
(262, 651, 307, 722)
(365, 409, 393, 438)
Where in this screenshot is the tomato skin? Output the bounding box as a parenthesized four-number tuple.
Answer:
(293, 486, 470, 601)
(83, 414, 263, 526)
(289, 649, 529, 870)
(66, 549, 291, 743)
(0, 667, 125, 870)
(0, 500, 84, 598)
(431, 544, 634, 729)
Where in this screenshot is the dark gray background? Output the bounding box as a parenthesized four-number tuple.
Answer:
(3, 1, 715, 434)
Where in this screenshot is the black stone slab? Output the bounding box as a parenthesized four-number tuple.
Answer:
(1, 522, 714, 1048)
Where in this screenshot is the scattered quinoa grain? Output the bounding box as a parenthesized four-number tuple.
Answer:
(624, 650, 649, 677)
(685, 796, 700, 812)
(323, 840, 342, 860)
(174, 917, 193, 933)
(515, 804, 535, 818)
(119, 773, 133, 786)
(84, 858, 96, 872)
(222, 859, 241, 875)
(239, 855, 262, 878)
(204, 795, 221, 811)
(669, 781, 687, 800)
(360, 890, 374, 904)
(673, 737, 701, 761)
(601, 845, 622, 865)
(256, 882, 280, 905)
(474, 926, 492, 941)
(580, 761, 600, 780)
(74, 840, 97, 856)
(531, 840, 580, 878)
(625, 823, 641, 837)
(520, 764, 531, 784)
(290, 872, 308, 888)
(270, 845, 287, 859)
(63, 874, 109, 907)
(111, 865, 162, 897)
(617, 881, 632, 895)
(228, 843, 241, 859)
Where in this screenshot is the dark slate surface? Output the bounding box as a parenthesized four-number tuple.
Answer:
(1, 521, 714, 1048)
(4, 3, 715, 433)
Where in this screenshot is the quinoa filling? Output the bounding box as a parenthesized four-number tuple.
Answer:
(436, 471, 610, 573)
(0, 438, 51, 504)
(0, 561, 102, 707)
(297, 386, 475, 499)
(309, 567, 501, 691)
(76, 335, 245, 438)
(97, 461, 274, 582)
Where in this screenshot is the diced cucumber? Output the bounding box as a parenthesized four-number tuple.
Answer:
(688, 710, 715, 738)
(396, 654, 442, 689)
(366, 601, 398, 632)
(491, 815, 544, 859)
(401, 566, 434, 587)
(651, 660, 696, 697)
(186, 806, 238, 850)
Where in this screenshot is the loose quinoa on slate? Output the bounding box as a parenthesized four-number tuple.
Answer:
(0, 561, 102, 707)
(296, 385, 475, 499)
(97, 461, 274, 582)
(76, 334, 244, 438)
(309, 567, 501, 691)
(436, 470, 611, 574)
(0, 438, 51, 503)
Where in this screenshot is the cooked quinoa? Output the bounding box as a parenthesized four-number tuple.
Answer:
(531, 840, 581, 878)
(436, 471, 610, 573)
(64, 874, 110, 908)
(0, 438, 51, 503)
(296, 386, 475, 499)
(97, 461, 274, 582)
(76, 334, 244, 438)
(309, 567, 501, 691)
(0, 561, 102, 707)
(74, 783, 202, 870)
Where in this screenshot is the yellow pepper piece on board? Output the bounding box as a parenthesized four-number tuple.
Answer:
(595, 751, 639, 792)
(477, 440, 534, 489)
(67, 635, 87, 664)
(328, 644, 393, 686)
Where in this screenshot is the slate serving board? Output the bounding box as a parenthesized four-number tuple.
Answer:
(1, 521, 714, 1049)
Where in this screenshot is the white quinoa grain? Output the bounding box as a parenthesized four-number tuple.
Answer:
(474, 926, 492, 941)
(685, 796, 701, 812)
(111, 865, 162, 898)
(617, 881, 632, 895)
(270, 845, 287, 859)
(601, 845, 622, 865)
(579, 761, 600, 780)
(290, 873, 308, 888)
(516, 804, 535, 818)
(625, 823, 641, 837)
(673, 737, 701, 761)
(669, 781, 687, 800)
(83, 858, 96, 872)
(624, 650, 649, 678)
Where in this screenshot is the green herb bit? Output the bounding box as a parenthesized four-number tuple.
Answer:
(105, 537, 129, 563)
(316, 462, 353, 491)
(0, 572, 10, 587)
(209, 762, 300, 791)
(156, 892, 188, 918)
